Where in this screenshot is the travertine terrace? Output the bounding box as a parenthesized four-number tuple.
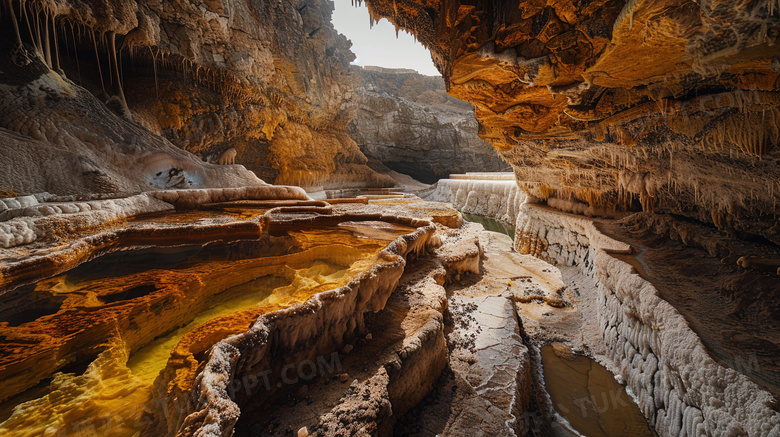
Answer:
(1, 0, 779, 436)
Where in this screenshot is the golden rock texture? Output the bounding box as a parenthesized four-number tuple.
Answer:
(0, 201, 427, 436)
(121, 0, 394, 189)
(360, 0, 780, 241)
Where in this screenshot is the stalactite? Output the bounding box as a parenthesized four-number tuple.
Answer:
(101, 32, 113, 87)
(150, 46, 159, 98)
(91, 28, 106, 95)
(108, 31, 127, 108)
(70, 21, 81, 85)
(6, 0, 22, 47)
(34, 4, 42, 57)
(62, 18, 69, 60)
(119, 44, 124, 93)
(42, 7, 51, 67)
(22, 1, 36, 55)
(179, 58, 186, 80)
(128, 45, 134, 75)
(52, 13, 60, 71)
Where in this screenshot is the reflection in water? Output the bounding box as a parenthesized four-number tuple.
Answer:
(461, 213, 515, 240)
(541, 342, 654, 437)
(0, 218, 412, 437)
(126, 274, 289, 381)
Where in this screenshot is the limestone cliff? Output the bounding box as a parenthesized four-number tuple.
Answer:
(348, 66, 507, 183)
(0, 0, 393, 194)
(359, 0, 780, 243)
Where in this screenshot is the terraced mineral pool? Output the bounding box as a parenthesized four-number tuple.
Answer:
(130, 206, 271, 224)
(541, 342, 654, 437)
(0, 218, 416, 437)
(462, 213, 515, 240)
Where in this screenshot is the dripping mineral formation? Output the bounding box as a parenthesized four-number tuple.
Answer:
(361, 0, 780, 243)
(0, 0, 392, 194)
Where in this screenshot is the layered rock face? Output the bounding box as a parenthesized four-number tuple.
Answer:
(360, 0, 780, 242)
(0, 0, 392, 194)
(348, 66, 507, 183)
(514, 204, 780, 436)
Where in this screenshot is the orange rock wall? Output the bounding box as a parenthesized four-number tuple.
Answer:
(360, 0, 780, 242)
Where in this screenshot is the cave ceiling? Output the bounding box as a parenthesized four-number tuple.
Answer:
(361, 0, 780, 243)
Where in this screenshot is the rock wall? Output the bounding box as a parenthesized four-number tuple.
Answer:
(0, 63, 264, 194)
(121, 0, 395, 189)
(359, 0, 780, 243)
(422, 173, 780, 435)
(515, 204, 780, 436)
(0, 0, 392, 195)
(348, 66, 507, 183)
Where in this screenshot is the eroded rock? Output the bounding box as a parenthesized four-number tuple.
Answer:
(360, 0, 780, 242)
(0, 0, 392, 194)
(348, 66, 508, 183)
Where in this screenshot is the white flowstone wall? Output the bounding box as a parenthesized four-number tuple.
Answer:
(0, 194, 173, 248)
(423, 178, 526, 225)
(515, 204, 780, 436)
